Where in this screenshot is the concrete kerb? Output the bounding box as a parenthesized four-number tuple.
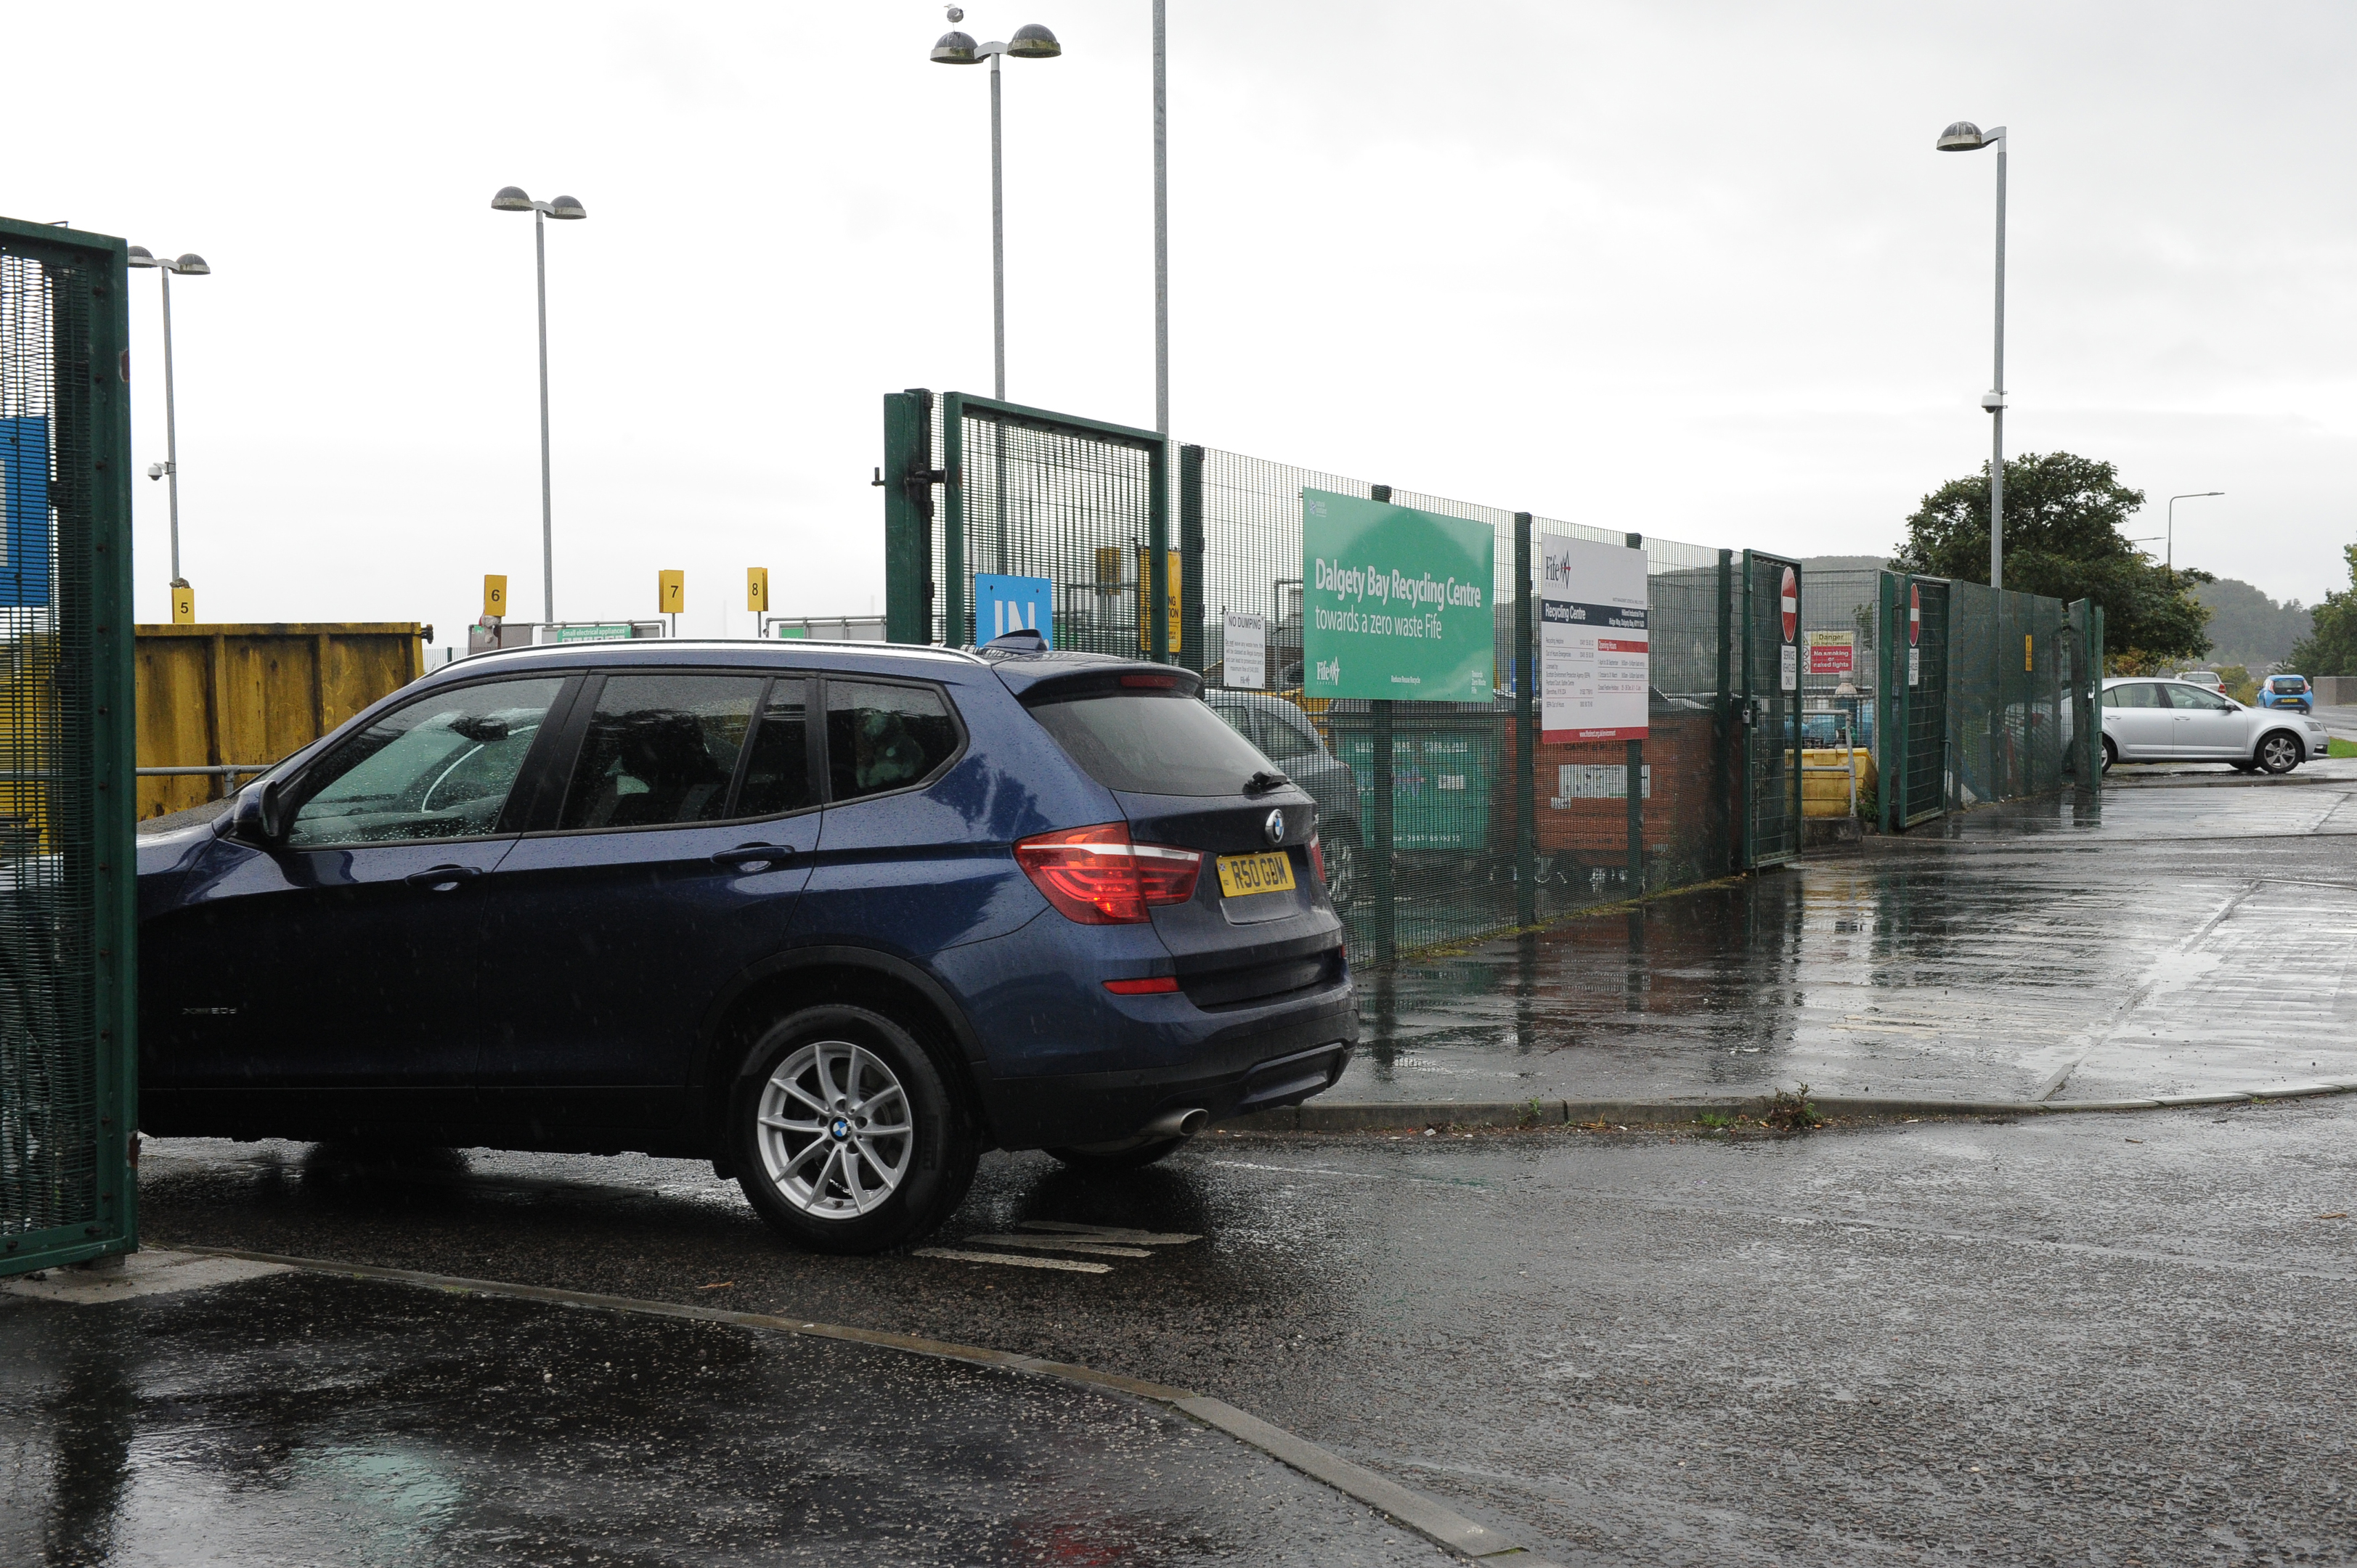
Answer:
(162, 1244, 1555, 1568)
(1223, 1082, 2357, 1134)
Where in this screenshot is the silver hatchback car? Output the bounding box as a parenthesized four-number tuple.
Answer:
(2100, 677, 2329, 774)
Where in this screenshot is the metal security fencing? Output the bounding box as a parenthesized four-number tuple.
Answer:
(1, 219, 136, 1277)
(882, 388, 2096, 968)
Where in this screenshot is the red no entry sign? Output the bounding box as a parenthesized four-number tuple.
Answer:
(1910, 583, 1921, 646)
(1780, 566, 1797, 642)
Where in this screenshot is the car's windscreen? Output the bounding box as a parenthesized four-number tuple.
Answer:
(1027, 690, 1276, 796)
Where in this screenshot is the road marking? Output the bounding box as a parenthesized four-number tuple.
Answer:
(1017, 1220, 1201, 1246)
(963, 1234, 1154, 1259)
(911, 1247, 1112, 1274)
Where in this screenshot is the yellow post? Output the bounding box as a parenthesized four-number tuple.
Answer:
(2024, 633, 2033, 672)
(659, 570, 685, 615)
(483, 574, 508, 620)
(1135, 548, 1181, 653)
(170, 580, 195, 625)
(747, 566, 770, 613)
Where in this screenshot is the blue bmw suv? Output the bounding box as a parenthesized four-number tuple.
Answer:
(136, 638, 1355, 1252)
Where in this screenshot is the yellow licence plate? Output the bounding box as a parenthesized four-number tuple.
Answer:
(1216, 849, 1297, 899)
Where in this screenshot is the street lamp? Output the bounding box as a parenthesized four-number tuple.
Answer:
(126, 245, 210, 600)
(1935, 120, 2009, 592)
(931, 10, 1063, 400)
(491, 185, 587, 627)
(2165, 491, 2223, 578)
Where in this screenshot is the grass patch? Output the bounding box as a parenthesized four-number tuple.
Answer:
(2329, 738, 2357, 759)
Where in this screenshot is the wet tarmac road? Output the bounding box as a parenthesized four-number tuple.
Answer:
(1352, 761, 2357, 1108)
(2, 1261, 1460, 1567)
(103, 1095, 2357, 1567)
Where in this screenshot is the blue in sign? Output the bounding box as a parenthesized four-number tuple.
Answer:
(974, 573, 1052, 645)
(0, 417, 50, 610)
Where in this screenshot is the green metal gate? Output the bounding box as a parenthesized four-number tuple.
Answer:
(1740, 551, 1802, 867)
(1, 218, 137, 1277)
(882, 390, 1173, 660)
(1879, 573, 1950, 829)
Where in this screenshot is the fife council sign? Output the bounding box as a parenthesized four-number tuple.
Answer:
(1540, 533, 1649, 743)
(1300, 489, 1494, 703)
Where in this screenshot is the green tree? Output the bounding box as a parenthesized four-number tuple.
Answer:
(1889, 451, 2213, 663)
(2285, 544, 2357, 675)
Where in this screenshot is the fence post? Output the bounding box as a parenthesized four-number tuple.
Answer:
(1878, 572, 1900, 833)
(1179, 444, 1205, 673)
(2089, 603, 2105, 796)
(882, 390, 935, 644)
(942, 394, 968, 647)
(1369, 484, 1396, 965)
(1514, 512, 1535, 926)
(1625, 531, 1645, 891)
(1715, 548, 1734, 873)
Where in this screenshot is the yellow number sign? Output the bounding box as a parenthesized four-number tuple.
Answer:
(747, 566, 770, 613)
(659, 569, 685, 615)
(483, 573, 508, 619)
(171, 582, 195, 625)
(2024, 633, 2033, 673)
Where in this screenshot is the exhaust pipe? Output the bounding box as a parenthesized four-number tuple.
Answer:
(1141, 1107, 1210, 1139)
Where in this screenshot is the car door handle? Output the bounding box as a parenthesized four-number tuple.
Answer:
(712, 844, 794, 870)
(404, 865, 484, 891)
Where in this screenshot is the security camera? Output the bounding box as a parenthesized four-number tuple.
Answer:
(145, 461, 171, 481)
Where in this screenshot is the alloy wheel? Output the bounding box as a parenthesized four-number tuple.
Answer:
(2258, 734, 2300, 774)
(754, 1039, 915, 1220)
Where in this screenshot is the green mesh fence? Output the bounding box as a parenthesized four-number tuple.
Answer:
(883, 387, 2092, 966)
(1, 219, 135, 1275)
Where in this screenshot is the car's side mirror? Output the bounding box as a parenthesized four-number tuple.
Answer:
(227, 779, 291, 846)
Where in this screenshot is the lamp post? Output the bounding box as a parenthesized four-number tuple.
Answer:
(1935, 121, 2009, 592)
(490, 186, 587, 627)
(126, 245, 210, 597)
(931, 12, 1063, 401)
(1153, 0, 1167, 436)
(2165, 491, 2223, 579)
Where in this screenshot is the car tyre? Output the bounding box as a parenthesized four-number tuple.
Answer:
(2101, 738, 2117, 775)
(1045, 1136, 1189, 1172)
(728, 1003, 980, 1255)
(1321, 827, 1361, 911)
(2255, 731, 2303, 775)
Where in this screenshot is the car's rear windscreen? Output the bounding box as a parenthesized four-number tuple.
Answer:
(1026, 690, 1275, 797)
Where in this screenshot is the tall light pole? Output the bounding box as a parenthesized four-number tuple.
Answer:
(2165, 491, 2223, 579)
(491, 186, 587, 627)
(126, 245, 210, 597)
(1936, 121, 2008, 591)
(932, 13, 1064, 401)
(1153, 0, 1168, 436)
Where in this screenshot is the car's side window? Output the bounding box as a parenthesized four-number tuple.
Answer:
(284, 676, 568, 849)
(2112, 683, 2166, 710)
(2165, 685, 2234, 712)
(826, 681, 958, 803)
(735, 678, 817, 817)
(558, 674, 765, 830)
(1252, 706, 1316, 761)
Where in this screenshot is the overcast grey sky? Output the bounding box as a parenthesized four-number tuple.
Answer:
(14, 1, 2354, 639)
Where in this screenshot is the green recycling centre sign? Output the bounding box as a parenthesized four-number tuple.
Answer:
(1300, 489, 1494, 702)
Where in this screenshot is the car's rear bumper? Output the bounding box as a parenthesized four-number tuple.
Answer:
(969, 981, 1359, 1149)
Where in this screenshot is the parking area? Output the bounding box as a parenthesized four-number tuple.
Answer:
(33, 1093, 2353, 1567)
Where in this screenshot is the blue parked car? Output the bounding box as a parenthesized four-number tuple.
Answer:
(136, 639, 1355, 1253)
(2258, 674, 2313, 713)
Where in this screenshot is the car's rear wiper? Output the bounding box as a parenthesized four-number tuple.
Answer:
(1242, 769, 1290, 796)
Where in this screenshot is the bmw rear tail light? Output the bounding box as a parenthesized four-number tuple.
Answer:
(1307, 833, 1326, 887)
(1014, 823, 1202, 924)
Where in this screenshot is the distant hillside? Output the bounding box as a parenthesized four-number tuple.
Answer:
(2192, 578, 2311, 670)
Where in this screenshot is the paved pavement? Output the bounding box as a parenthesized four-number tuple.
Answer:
(95, 1095, 2357, 1567)
(1346, 759, 2357, 1108)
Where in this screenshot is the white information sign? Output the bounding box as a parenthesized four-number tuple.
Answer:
(1539, 534, 1649, 743)
(1551, 764, 1652, 808)
(1908, 648, 1921, 687)
(1223, 611, 1268, 690)
(1780, 644, 1798, 691)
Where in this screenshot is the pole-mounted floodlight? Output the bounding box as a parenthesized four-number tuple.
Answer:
(493, 184, 590, 626)
(929, 15, 1064, 401)
(1934, 118, 2009, 592)
(2165, 491, 2224, 577)
(129, 242, 211, 594)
